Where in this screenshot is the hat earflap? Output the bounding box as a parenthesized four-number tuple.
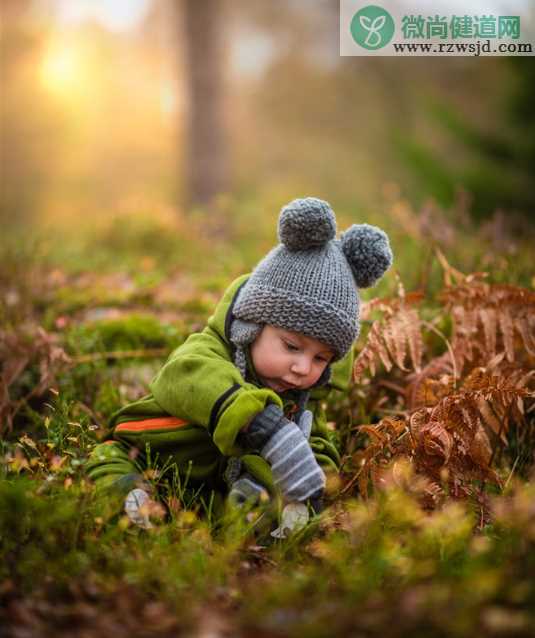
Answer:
(339, 224, 393, 288)
(230, 318, 262, 379)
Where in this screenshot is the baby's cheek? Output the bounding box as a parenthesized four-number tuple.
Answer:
(312, 363, 328, 382)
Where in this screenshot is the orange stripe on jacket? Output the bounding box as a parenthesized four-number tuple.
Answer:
(115, 416, 189, 432)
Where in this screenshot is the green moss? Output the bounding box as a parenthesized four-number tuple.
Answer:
(178, 297, 213, 316)
(66, 314, 186, 355)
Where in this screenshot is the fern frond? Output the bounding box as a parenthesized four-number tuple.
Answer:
(347, 270, 534, 513)
(400, 307, 423, 372)
(353, 292, 424, 382)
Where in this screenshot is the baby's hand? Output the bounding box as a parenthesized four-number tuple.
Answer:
(245, 404, 326, 503)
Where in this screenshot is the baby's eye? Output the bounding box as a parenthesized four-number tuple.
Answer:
(315, 355, 329, 363)
(283, 340, 299, 352)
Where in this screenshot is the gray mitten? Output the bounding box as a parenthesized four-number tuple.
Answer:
(228, 472, 268, 507)
(295, 409, 324, 513)
(296, 409, 313, 440)
(242, 404, 325, 502)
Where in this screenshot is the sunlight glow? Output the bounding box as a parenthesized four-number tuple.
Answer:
(160, 82, 178, 116)
(40, 43, 84, 94)
(55, 0, 151, 32)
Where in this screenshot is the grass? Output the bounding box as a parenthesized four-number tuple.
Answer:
(1, 196, 534, 636)
(1, 474, 534, 636)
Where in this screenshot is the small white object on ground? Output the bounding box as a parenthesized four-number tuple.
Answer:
(270, 502, 309, 539)
(124, 488, 154, 529)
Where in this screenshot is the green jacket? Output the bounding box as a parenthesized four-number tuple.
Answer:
(93, 274, 353, 493)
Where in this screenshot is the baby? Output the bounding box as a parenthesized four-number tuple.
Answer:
(86, 197, 393, 530)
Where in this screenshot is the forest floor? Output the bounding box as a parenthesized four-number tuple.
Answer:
(1, 200, 534, 637)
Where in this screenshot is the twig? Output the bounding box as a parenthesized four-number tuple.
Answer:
(378, 380, 407, 396)
(75, 400, 105, 428)
(502, 455, 520, 492)
(71, 348, 169, 364)
(376, 408, 410, 416)
(421, 319, 458, 389)
(488, 401, 512, 468)
(420, 243, 435, 295)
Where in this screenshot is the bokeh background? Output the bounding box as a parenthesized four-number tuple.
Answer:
(1, 0, 534, 289)
(2, 6, 535, 634)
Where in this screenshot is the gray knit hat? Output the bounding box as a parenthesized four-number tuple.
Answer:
(232, 197, 393, 361)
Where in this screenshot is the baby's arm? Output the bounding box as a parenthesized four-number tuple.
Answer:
(149, 326, 283, 456)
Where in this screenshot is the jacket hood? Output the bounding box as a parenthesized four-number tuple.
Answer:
(206, 274, 250, 350)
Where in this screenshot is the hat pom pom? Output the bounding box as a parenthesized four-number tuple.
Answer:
(340, 224, 393, 288)
(278, 197, 336, 251)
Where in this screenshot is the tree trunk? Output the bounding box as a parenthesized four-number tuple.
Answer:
(181, 0, 229, 209)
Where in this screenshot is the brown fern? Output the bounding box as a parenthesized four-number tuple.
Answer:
(347, 355, 533, 508)
(354, 288, 424, 382)
(0, 326, 71, 434)
(346, 255, 535, 515)
(440, 276, 535, 372)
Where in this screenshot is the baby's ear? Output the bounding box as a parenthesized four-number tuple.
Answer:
(339, 224, 393, 288)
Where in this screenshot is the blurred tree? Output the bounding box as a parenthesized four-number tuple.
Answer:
(180, 0, 229, 209)
(0, 0, 48, 226)
(395, 59, 535, 223)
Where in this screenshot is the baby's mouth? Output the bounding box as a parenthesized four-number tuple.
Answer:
(275, 380, 299, 392)
(261, 377, 299, 392)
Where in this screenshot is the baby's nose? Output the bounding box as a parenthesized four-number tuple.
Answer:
(291, 356, 311, 376)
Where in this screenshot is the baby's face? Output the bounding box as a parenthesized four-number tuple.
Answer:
(250, 325, 334, 393)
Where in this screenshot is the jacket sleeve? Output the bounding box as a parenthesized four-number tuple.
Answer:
(149, 325, 282, 458)
(307, 397, 341, 470)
